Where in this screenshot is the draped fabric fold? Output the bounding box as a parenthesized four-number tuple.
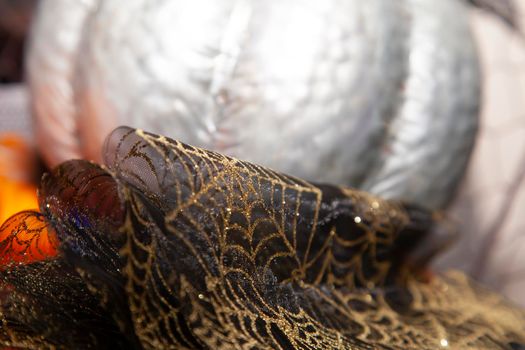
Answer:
(0, 126, 524, 349)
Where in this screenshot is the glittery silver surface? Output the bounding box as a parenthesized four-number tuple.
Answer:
(28, 0, 479, 210)
(362, 0, 480, 209)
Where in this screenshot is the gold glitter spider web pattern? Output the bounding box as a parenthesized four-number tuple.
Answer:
(81, 126, 524, 349)
(0, 126, 524, 349)
(105, 128, 409, 349)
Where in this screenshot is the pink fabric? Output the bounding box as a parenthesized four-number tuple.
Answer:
(0, 84, 32, 140)
(437, 7, 525, 306)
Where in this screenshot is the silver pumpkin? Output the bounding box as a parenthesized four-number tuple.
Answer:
(28, 0, 480, 209)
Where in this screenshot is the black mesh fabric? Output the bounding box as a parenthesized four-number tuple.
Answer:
(0, 126, 523, 349)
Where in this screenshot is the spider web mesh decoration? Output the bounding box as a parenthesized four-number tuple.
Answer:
(0, 126, 523, 349)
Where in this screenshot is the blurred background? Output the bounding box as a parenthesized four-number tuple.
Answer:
(0, 0, 524, 307)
